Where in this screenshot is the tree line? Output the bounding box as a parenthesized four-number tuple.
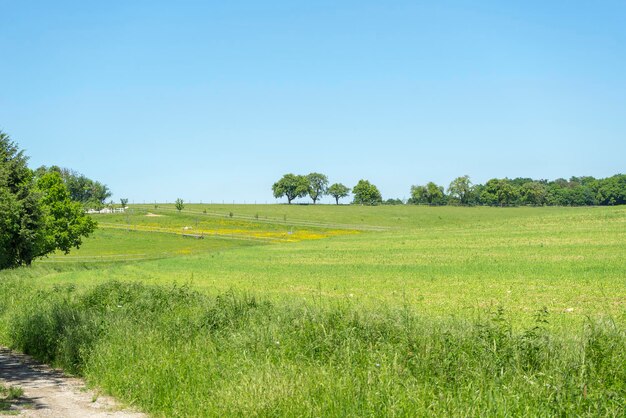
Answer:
(35, 166, 112, 209)
(272, 173, 384, 206)
(1, 132, 102, 269)
(272, 173, 626, 206)
(410, 175, 626, 206)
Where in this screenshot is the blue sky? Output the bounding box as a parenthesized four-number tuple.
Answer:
(2, 1, 625, 203)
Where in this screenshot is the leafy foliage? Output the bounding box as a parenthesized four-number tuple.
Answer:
(352, 179, 382, 205)
(410, 182, 446, 205)
(0, 132, 96, 268)
(272, 172, 626, 207)
(35, 166, 111, 209)
(272, 174, 309, 204)
(595, 174, 626, 205)
(327, 183, 350, 205)
(447, 175, 473, 205)
(383, 198, 403, 205)
(0, 132, 43, 268)
(36, 172, 97, 257)
(520, 181, 547, 205)
(175, 198, 184, 212)
(481, 179, 519, 206)
(306, 173, 328, 204)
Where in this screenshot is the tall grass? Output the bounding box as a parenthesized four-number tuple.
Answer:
(0, 279, 624, 417)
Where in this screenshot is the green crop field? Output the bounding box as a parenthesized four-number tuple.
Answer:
(1, 205, 625, 416)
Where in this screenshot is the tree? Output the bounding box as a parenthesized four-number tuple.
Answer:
(272, 174, 309, 204)
(307, 172, 328, 204)
(352, 179, 382, 205)
(409, 185, 427, 204)
(448, 175, 473, 205)
(35, 172, 97, 260)
(175, 198, 184, 212)
(470, 183, 485, 205)
(89, 182, 111, 209)
(410, 182, 445, 205)
(0, 132, 43, 268)
(1, 132, 96, 268)
(425, 182, 445, 205)
(384, 198, 403, 205)
(519, 182, 547, 206)
(35, 165, 111, 209)
(328, 183, 350, 205)
(481, 179, 519, 206)
(120, 198, 129, 208)
(595, 174, 626, 205)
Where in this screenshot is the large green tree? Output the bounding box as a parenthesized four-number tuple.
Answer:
(410, 182, 445, 205)
(594, 174, 626, 205)
(272, 174, 309, 204)
(352, 179, 382, 205)
(409, 185, 427, 204)
(328, 183, 350, 205)
(481, 179, 519, 206)
(0, 132, 96, 268)
(519, 181, 547, 206)
(35, 172, 97, 259)
(0, 132, 44, 268)
(447, 175, 473, 205)
(425, 182, 445, 205)
(306, 172, 328, 204)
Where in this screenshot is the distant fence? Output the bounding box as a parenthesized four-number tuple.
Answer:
(86, 207, 127, 214)
(182, 233, 204, 239)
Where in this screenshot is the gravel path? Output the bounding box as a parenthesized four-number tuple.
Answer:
(0, 347, 145, 417)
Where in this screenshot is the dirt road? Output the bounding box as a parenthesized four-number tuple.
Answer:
(0, 347, 145, 417)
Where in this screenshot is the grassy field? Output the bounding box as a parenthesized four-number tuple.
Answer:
(0, 204, 624, 416)
(21, 204, 626, 328)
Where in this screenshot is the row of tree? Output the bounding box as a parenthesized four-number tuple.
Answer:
(1, 132, 98, 269)
(272, 173, 386, 205)
(273, 173, 346, 204)
(410, 175, 626, 206)
(272, 173, 626, 206)
(35, 166, 112, 209)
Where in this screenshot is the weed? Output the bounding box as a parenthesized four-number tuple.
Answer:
(0, 384, 24, 412)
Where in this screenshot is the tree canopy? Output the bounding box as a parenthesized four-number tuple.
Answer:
(272, 174, 309, 204)
(35, 165, 111, 209)
(36, 172, 97, 258)
(307, 173, 329, 204)
(271, 173, 626, 207)
(405, 175, 626, 207)
(410, 182, 446, 205)
(447, 175, 473, 205)
(328, 183, 350, 205)
(0, 131, 97, 269)
(0, 132, 42, 268)
(352, 179, 382, 205)
(481, 179, 519, 206)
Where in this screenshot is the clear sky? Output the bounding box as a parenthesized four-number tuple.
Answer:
(2, 1, 625, 204)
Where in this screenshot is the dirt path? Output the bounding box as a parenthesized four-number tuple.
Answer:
(0, 347, 145, 417)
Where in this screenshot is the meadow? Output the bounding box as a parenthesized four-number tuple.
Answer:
(0, 204, 624, 416)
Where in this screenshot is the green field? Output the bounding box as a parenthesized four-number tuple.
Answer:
(23, 204, 626, 328)
(1, 205, 625, 416)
